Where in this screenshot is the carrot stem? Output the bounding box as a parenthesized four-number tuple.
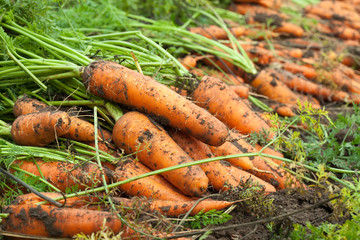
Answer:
(48, 100, 106, 107)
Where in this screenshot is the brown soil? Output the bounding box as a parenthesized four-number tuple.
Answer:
(203, 187, 346, 239)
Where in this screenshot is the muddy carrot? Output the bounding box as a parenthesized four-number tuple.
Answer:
(169, 130, 242, 191)
(113, 161, 193, 201)
(12, 96, 112, 142)
(82, 60, 228, 146)
(10, 159, 111, 192)
(189, 25, 245, 39)
(229, 84, 250, 98)
(2, 203, 136, 238)
(248, 68, 320, 108)
(113, 196, 235, 217)
(11, 110, 71, 147)
(191, 75, 275, 139)
(112, 111, 209, 197)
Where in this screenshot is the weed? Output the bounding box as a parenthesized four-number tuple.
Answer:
(185, 209, 232, 229)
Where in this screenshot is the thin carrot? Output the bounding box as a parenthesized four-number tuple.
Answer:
(112, 196, 235, 217)
(10, 159, 111, 192)
(11, 110, 71, 147)
(179, 55, 199, 70)
(113, 161, 193, 201)
(212, 131, 302, 190)
(169, 129, 242, 192)
(276, 69, 354, 103)
(191, 75, 275, 139)
(254, 144, 284, 165)
(248, 68, 320, 108)
(229, 84, 250, 98)
(189, 25, 245, 39)
(269, 103, 297, 117)
(82, 60, 228, 146)
(232, 0, 282, 8)
(112, 111, 209, 197)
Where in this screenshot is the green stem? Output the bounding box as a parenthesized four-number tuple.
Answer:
(48, 100, 106, 107)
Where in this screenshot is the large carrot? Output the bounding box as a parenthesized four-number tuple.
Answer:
(113, 161, 193, 201)
(112, 111, 209, 197)
(13, 96, 112, 142)
(190, 75, 275, 139)
(11, 110, 71, 147)
(2, 203, 136, 238)
(10, 159, 111, 192)
(82, 60, 228, 146)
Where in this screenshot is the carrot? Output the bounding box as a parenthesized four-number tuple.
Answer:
(213, 131, 301, 190)
(269, 103, 297, 117)
(254, 144, 284, 165)
(179, 55, 199, 70)
(226, 164, 276, 193)
(276, 69, 354, 103)
(232, 0, 282, 8)
(11, 110, 71, 147)
(2, 203, 137, 238)
(230, 3, 288, 18)
(112, 196, 235, 217)
(201, 55, 245, 77)
(272, 22, 304, 37)
(113, 161, 193, 201)
(82, 60, 228, 146)
(248, 68, 320, 108)
(189, 25, 245, 39)
(190, 75, 275, 139)
(10, 159, 111, 192)
(229, 84, 250, 98)
(62, 116, 112, 142)
(112, 111, 209, 197)
(281, 62, 317, 80)
(169, 129, 242, 191)
(12, 95, 51, 117)
(190, 66, 245, 85)
(13, 96, 112, 142)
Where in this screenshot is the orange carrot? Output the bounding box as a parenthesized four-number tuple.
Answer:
(211, 131, 302, 190)
(254, 144, 284, 165)
(113, 161, 193, 201)
(82, 60, 228, 146)
(269, 103, 297, 117)
(232, 0, 282, 8)
(229, 84, 250, 98)
(112, 111, 209, 197)
(10, 159, 111, 192)
(12, 96, 112, 142)
(249, 68, 320, 108)
(2, 203, 136, 238)
(191, 75, 275, 139)
(12, 95, 51, 117)
(226, 165, 276, 193)
(179, 55, 199, 70)
(169, 130, 242, 191)
(112, 196, 235, 217)
(189, 25, 245, 39)
(282, 62, 317, 79)
(11, 111, 71, 147)
(276, 69, 354, 103)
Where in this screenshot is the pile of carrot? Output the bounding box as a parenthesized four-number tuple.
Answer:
(4, 0, 360, 238)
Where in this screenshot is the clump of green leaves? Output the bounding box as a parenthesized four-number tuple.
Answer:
(302, 105, 360, 173)
(185, 209, 232, 229)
